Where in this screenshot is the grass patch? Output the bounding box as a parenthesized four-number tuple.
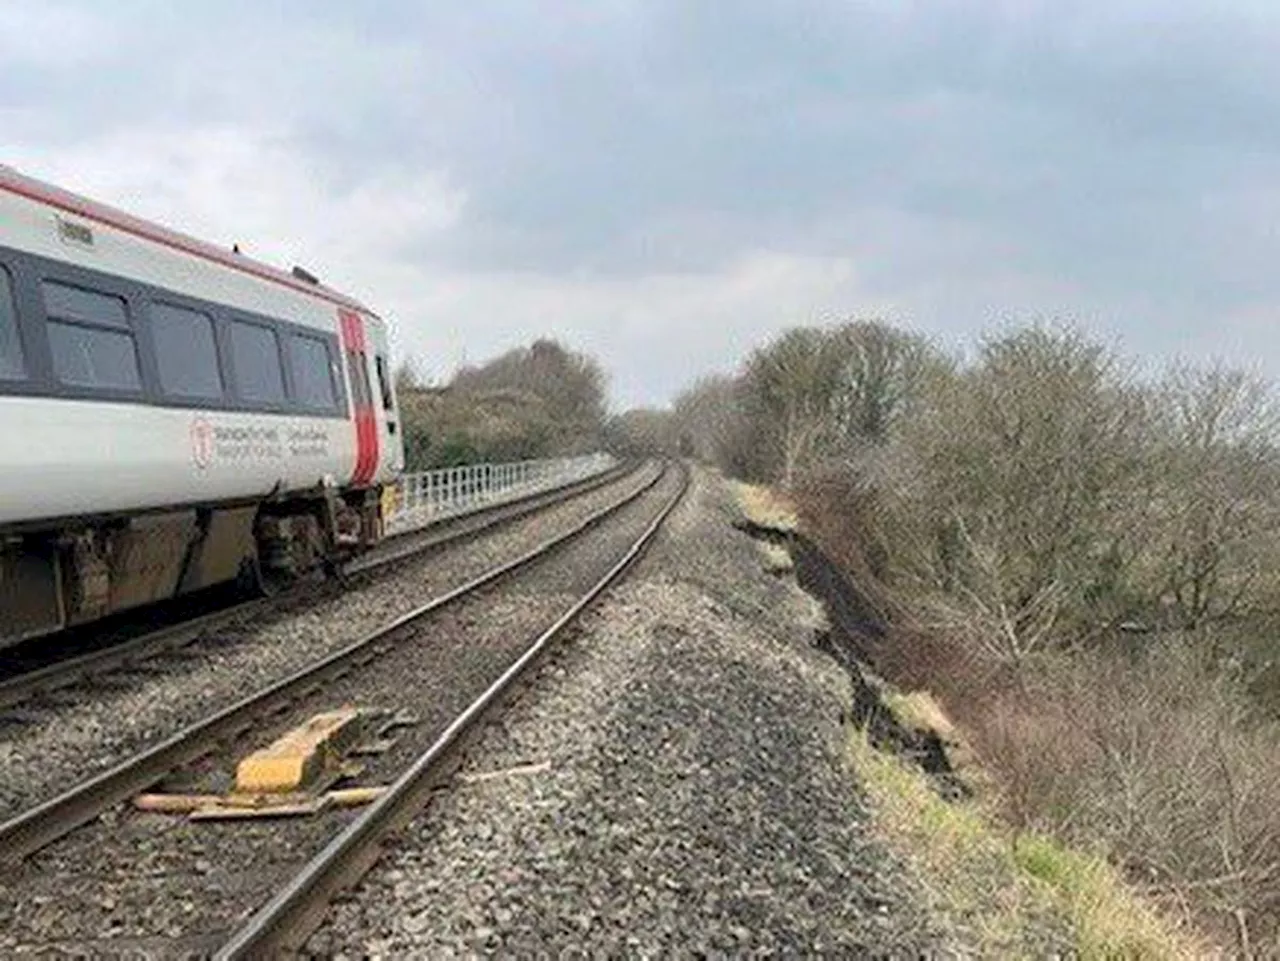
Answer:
(1010, 835, 1203, 960)
(848, 728, 1203, 959)
(756, 541, 794, 575)
(732, 481, 799, 532)
(882, 689, 955, 740)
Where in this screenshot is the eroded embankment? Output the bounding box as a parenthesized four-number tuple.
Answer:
(734, 517, 965, 799)
(734, 485, 1206, 960)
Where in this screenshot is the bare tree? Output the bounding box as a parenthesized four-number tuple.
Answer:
(826, 320, 943, 446)
(605, 408, 677, 457)
(672, 374, 761, 475)
(453, 338, 609, 452)
(1151, 363, 1280, 631)
(395, 358, 424, 392)
(897, 326, 1149, 657)
(742, 327, 848, 487)
(396, 338, 610, 468)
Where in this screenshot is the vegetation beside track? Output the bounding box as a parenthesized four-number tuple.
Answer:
(846, 726, 1202, 959)
(695, 322, 1280, 957)
(397, 338, 608, 469)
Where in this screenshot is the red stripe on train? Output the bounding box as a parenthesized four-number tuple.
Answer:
(358, 310, 379, 485)
(338, 308, 379, 487)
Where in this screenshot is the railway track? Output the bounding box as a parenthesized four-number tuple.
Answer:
(0, 458, 635, 713)
(0, 461, 686, 957)
(0, 459, 659, 834)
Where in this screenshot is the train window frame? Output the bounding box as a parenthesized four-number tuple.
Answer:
(151, 301, 224, 400)
(46, 322, 141, 391)
(287, 331, 339, 412)
(0, 242, 350, 417)
(374, 354, 394, 411)
(347, 350, 372, 409)
(43, 280, 131, 330)
(42, 279, 142, 392)
(228, 317, 287, 406)
(0, 264, 25, 381)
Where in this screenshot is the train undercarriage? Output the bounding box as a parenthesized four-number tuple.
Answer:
(0, 484, 384, 648)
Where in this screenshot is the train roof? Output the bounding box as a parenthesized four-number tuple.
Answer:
(0, 164, 375, 316)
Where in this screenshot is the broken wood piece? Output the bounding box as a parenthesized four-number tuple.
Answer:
(327, 786, 389, 806)
(235, 706, 365, 793)
(189, 795, 331, 821)
(133, 785, 388, 819)
(134, 793, 223, 814)
(457, 760, 552, 784)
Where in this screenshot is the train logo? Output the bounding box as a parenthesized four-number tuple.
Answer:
(190, 417, 214, 470)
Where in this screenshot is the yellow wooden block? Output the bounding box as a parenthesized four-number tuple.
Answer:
(235, 707, 363, 793)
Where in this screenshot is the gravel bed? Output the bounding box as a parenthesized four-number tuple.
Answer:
(0, 463, 659, 824)
(0, 466, 682, 957)
(309, 466, 951, 958)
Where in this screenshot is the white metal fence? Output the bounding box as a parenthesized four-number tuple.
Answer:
(386, 453, 616, 535)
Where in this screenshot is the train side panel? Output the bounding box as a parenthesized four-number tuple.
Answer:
(0, 398, 357, 527)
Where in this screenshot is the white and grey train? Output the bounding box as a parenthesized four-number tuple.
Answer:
(0, 166, 406, 648)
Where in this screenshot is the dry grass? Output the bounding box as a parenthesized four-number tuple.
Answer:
(849, 727, 1206, 959)
(732, 481, 799, 533)
(882, 689, 955, 740)
(756, 541, 794, 575)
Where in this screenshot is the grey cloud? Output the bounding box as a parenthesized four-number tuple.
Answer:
(9, 0, 1280, 401)
(378, 0, 1280, 305)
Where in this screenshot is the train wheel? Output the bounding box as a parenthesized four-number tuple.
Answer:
(235, 554, 281, 598)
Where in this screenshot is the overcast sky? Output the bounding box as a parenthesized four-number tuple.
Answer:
(4, 1, 1280, 406)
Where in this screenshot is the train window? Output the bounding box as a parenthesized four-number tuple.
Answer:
(374, 354, 394, 411)
(0, 267, 24, 380)
(42, 280, 140, 390)
(287, 333, 337, 411)
(229, 319, 285, 404)
(47, 323, 141, 390)
(43, 281, 130, 330)
(152, 303, 223, 399)
(347, 351, 372, 407)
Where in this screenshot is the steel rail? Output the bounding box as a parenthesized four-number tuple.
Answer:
(0, 462, 665, 865)
(214, 462, 689, 960)
(0, 460, 636, 713)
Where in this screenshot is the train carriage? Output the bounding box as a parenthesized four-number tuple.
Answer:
(0, 166, 405, 647)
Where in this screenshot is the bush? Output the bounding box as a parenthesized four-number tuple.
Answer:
(398, 338, 609, 470)
(966, 644, 1280, 952)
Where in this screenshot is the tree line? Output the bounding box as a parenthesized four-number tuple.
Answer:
(674, 321, 1280, 660)
(397, 338, 608, 469)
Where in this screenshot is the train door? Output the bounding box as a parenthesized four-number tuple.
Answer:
(338, 308, 379, 487)
(365, 319, 405, 476)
